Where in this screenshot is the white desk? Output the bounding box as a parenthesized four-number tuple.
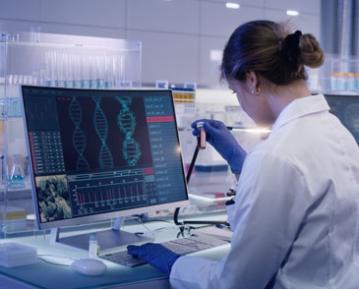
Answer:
(0, 221, 231, 289)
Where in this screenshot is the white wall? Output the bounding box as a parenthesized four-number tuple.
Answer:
(0, 0, 320, 87)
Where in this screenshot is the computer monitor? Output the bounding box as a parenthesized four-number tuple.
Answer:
(22, 86, 189, 250)
(324, 94, 359, 145)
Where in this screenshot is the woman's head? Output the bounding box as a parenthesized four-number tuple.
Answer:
(221, 20, 324, 124)
(221, 20, 324, 85)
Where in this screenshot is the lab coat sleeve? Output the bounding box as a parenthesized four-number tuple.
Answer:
(170, 152, 309, 289)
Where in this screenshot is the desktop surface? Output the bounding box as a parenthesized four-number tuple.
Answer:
(0, 222, 231, 289)
(0, 257, 167, 289)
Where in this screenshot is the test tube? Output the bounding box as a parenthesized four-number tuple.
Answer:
(88, 233, 100, 257)
(112, 55, 119, 88)
(104, 55, 111, 88)
(196, 122, 206, 149)
(73, 55, 81, 88)
(88, 56, 95, 89)
(81, 56, 90, 88)
(96, 56, 105, 89)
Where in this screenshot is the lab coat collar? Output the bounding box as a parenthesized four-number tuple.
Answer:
(271, 94, 330, 131)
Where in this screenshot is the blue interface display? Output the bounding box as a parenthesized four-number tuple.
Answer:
(22, 86, 188, 223)
(325, 94, 359, 145)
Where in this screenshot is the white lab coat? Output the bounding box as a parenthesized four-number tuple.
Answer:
(170, 95, 359, 289)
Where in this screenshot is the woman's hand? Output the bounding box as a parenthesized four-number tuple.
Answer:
(191, 119, 247, 174)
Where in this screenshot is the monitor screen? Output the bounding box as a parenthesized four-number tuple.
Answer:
(324, 94, 359, 145)
(22, 86, 189, 229)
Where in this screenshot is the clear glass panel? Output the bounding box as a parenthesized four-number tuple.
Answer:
(0, 33, 142, 238)
(319, 54, 359, 94)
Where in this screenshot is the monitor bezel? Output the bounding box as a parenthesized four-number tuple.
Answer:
(324, 93, 359, 141)
(21, 85, 190, 230)
(324, 93, 359, 100)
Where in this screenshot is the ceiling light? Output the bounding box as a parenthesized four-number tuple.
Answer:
(226, 2, 240, 9)
(286, 10, 299, 16)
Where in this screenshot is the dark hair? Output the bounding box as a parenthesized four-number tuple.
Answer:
(221, 20, 324, 85)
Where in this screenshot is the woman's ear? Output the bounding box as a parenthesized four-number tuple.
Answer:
(245, 71, 259, 94)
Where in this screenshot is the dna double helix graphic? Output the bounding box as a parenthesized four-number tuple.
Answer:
(69, 97, 90, 170)
(92, 96, 114, 169)
(116, 96, 141, 166)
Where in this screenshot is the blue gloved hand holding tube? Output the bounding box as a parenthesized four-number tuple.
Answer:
(191, 119, 247, 174)
(127, 243, 179, 275)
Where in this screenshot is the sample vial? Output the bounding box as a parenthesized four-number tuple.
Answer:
(89, 234, 100, 257)
(196, 122, 206, 149)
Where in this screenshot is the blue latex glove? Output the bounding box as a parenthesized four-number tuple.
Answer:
(191, 119, 247, 174)
(127, 243, 179, 275)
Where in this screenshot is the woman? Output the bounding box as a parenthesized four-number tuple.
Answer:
(128, 20, 359, 289)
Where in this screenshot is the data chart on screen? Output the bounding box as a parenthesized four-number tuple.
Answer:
(22, 86, 188, 224)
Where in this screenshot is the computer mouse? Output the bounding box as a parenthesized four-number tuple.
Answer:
(71, 258, 107, 276)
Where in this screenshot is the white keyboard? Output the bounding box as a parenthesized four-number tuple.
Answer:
(101, 232, 230, 267)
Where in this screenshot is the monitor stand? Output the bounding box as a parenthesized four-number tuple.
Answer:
(49, 217, 152, 253)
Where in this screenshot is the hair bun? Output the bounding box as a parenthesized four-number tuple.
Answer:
(221, 20, 325, 85)
(281, 30, 302, 70)
(300, 34, 324, 68)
